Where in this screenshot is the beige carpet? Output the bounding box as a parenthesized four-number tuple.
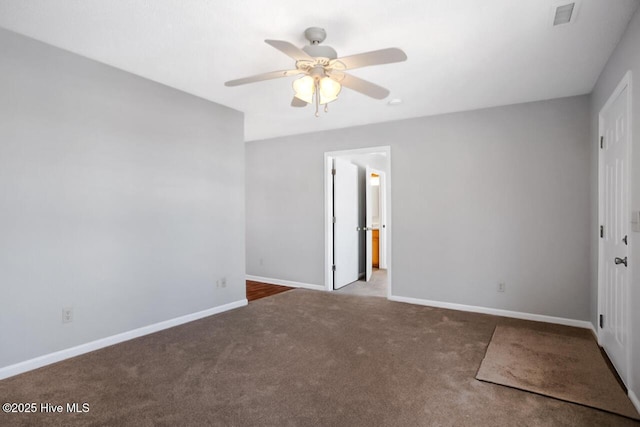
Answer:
(1, 290, 639, 426)
(476, 324, 640, 420)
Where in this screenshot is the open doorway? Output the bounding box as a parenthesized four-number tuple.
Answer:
(324, 146, 391, 298)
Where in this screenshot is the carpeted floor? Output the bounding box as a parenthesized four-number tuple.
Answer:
(1, 289, 638, 426)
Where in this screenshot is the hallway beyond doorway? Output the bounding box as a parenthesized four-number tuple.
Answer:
(335, 268, 387, 297)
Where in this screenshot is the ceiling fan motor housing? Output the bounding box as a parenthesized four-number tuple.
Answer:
(303, 44, 337, 60)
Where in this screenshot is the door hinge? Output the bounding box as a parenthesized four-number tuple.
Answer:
(600, 136, 604, 149)
(331, 168, 336, 175)
(623, 235, 628, 245)
(599, 314, 604, 329)
(600, 225, 604, 238)
(332, 216, 336, 224)
(615, 256, 628, 267)
(332, 265, 336, 272)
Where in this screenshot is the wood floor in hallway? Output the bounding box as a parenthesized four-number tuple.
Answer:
(246, 280, 293, 301)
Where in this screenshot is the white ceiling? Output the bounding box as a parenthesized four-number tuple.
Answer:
(0, 0, 637, 141)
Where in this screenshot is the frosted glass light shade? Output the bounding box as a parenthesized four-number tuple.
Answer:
(293, 76, 315, 104)
(319, 77, 341, 104)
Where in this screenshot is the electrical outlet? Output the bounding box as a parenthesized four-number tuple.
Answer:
(221, 277, 227, 288)
(62, 307, 73, 323)
(497, 283, 506, 293)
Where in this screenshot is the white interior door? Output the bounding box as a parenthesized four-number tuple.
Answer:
(600, 81, 630, 384)
(365, 166, 373, 281)
(333, 158, 359, 289)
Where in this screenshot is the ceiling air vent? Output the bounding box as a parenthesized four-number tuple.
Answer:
(553, 2, 576, 26)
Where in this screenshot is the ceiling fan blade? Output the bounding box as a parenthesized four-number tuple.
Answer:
(291, 97, 308, 107)
(265, 39, 315, 62)
(339, 73, 390, 99)
(334, 48, 407, 70)
(224, 69, 303, 87)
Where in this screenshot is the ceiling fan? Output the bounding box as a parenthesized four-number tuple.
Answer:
(224, 27, 407, 116)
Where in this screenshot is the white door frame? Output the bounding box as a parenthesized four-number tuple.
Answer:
(597, 70, 632, 387)
(324, 146, 392, 298)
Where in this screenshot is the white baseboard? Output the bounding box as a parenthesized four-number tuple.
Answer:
(587, 322, 598, 339)
(0, 299, 247, 381)
(388, 295, 593, 329)
(630, 390, 640, 414)
(246, 275, 324, 291)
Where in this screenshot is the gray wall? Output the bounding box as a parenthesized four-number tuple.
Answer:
(246, 95, 591, 321)
(590, 6, 640, 401)
(0, 28, 245, 369)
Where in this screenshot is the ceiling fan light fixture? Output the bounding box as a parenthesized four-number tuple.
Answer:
(293, 75, 315, 104)
(319, 77, 341, 104)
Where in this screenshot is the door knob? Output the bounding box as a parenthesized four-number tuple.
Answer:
(615, 257, 628, 267)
